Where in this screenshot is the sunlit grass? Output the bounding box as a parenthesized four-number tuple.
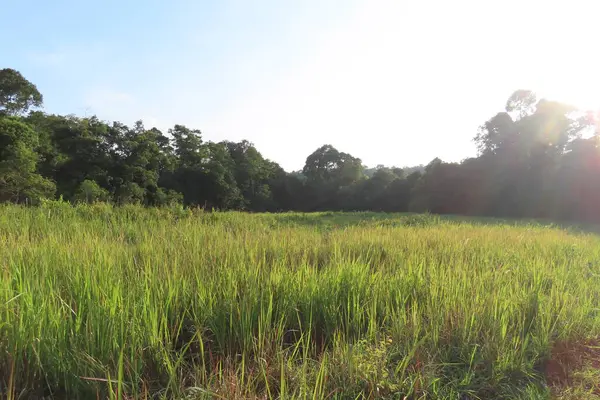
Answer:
(1, 202, 599, 399)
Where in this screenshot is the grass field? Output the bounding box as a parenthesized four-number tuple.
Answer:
(1, 202, 600, 399)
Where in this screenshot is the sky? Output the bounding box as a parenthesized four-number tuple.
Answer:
(2, 0, 599, 171)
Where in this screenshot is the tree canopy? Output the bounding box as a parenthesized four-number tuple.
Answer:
(0, 68, 43, 116)
(1, 69, 600, 223)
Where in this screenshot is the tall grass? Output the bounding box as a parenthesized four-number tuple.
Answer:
(1, 202, 600, 399)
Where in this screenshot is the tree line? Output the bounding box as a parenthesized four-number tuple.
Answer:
(1, 68, 599, 222)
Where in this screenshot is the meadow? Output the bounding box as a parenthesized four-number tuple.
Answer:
(1, 202, 600, 399)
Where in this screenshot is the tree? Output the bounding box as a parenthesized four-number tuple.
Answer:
(474, 112, 516, 155)
(164, 125, 214, 206)
(383, 171, 420, 212)
(268, 164, 305, 211)
(26, 114, 113, 200)
(473, 90, 594, 219)
(505, 89, 537, 119)
(195, 142, 242, 209)
(4, 68, 600, 225)
(111, 121, 175, 205)
(410, 159, 462, 214)
(171, 125, 206, 167)
(552, 136, 600, 222)
(0, 69, 43, 116)
(303, 145, 363, 187)
(351, 166, 401, 211)
(0, 117, 55, 203)
(224, 140, 278, 211)
(73, 179, 110, 203)
(302, 145, 364, 210)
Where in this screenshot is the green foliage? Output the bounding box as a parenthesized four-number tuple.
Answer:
(303, 144, 364, 188)
(73, 179, 110, 203)
(0, 68, 43, 115)
(1, 208, 600, 398)
(0, 117, 55, 203)
(223, 140, 280, 210)
(302, 144, 365, 210)
(3, 68, 600, 227)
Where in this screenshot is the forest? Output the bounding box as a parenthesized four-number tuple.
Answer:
(2, 67, 599, 222)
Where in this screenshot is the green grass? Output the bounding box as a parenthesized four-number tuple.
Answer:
(1, 202, 600, 399)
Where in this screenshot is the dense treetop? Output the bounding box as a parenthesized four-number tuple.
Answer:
(1, 68, 599, 222)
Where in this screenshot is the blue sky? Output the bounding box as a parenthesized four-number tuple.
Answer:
(3, 0, 599, 171)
